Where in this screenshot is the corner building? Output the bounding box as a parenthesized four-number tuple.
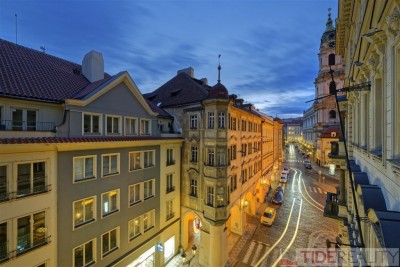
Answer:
(145, 67, 282, 267)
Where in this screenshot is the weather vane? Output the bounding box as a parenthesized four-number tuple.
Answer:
(218, 54, 221, 83)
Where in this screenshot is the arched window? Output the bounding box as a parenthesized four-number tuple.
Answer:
(329, 110, 336, 119)
(328, 54, 336, 66)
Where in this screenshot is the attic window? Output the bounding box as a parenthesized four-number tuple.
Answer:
(331, 132, 336, 137)
(171, 89, 182, 97)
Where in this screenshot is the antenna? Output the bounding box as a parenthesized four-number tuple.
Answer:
(15, 14, 18, 44)
(217, 54, 221, 83)
(40, 46, 46, 53)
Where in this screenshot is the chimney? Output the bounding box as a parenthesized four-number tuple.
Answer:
(82, 50, 104, 83)
(200, 78, 208, 85)
(177, 67, 194, 78)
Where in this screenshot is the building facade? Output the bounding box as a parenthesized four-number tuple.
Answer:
(282, 118, 303, 143)
(0, 40, 183, 267)
(145, 67, 283, 267)
(333, 0, 400, 265)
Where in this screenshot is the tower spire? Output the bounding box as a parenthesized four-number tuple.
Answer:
(218, 54, 221, 83)
(324, 8, 335, 32)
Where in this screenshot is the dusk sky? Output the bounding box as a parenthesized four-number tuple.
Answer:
(0, 0, 338, 119)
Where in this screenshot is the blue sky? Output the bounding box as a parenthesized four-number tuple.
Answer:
(0, 0, 337, 118)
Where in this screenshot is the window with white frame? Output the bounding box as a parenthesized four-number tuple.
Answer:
(207, 148, 215, 166)
(128, 217, 141, 240)
(208, 112, 215, 129)
(217, 152, 225, 166)
(140, 119, 151, 135)
(102, 190, 119, 217)
(207, 187, 214, 207)
(11, 108, 37, 131)
(129, 183, 141, 205)
(144, 151, 155, 168)
(144, 180, 154, 199)
(143, 210, 154, 232)
(0, 222, 7, 261)
(166, 199, 174, 220)
(17, 161, 46, 197)
(190, 115, 198, 129)
(218, 112, 225, 128)
(73, 196, 95, 228)
(83, 113, 101, 134)
(74, 239, 95, 267)
(106, 115, 121, 135)
(190, 179, 197, 197)
(102, 228, 119, 257)
(17, 211, 47, 254)
(129, 152, 142, 171)
(166, 148, 174, 165)
(102, 154, 119, 177)
(191, 146, 198, 162)
(166, 173, 174, 193)
(74, 156, 96, 182)
(125, 117, 138, 135)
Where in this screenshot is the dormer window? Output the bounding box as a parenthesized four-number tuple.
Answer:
(106, 115, 121, 135)
(83, 113, 101, 134)
(140, 119, 151, 135)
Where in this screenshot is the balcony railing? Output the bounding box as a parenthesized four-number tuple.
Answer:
(16, 184, 52, 199)
(1, 235, 51, 263)
(0, 120, 55, 132)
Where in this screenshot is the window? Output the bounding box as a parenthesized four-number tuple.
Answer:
(83, 113, 101, 134)
(102, 154, 119, 177)
(207, 148, 215, 166)
(166, 199, 174, 220)
(166, 149, 174, 165)
(248, 143, 252, 154)
(17, 161, 46, 197)
(0, 165, 8, 201)
(74, 156, 96, 182)
(144, 180, 154, 199)
(164, 237, 175, 261)
(328, 53, 335, 65)
(232, 118, 236, 130)
(102, 190, 119, 217)
(125, 117, 138, 135)
(12, 108, 37, 131)
(129, 152, 142, 171)
(231, 175, 237, 192)
(143, 210, 154, 232)
(74, 197, 95, 228)
(329, 110, 336, 119)
(129, 183, 141, 205)
(106, 115, 121, 135)
(218, 112, 225, 128)
(217, 152, 225, 166)
(144, 151, 155, 168)
(166, 173, 174, 193)
(232, 145, 237, 160)
(217, 187, 225, 207)
(128, 217, 141, 240)
(191, 146, 198, 162)
(190, 179, 197, 197)
(0, 222, 6, 261)
(74, 239, 95, 267)
(208, 112, 214, 129)
(17, 211, 47, 254)
(190, 115, 198, 129)
(242, 120, 246, 131)
(102, 228, 119, 257)
(207, 187, 214, 207)
(140, 119, 151, 135)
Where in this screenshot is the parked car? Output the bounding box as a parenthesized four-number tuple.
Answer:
(280, 172, 288, 183)
(260, 206, 277, 226)
(272, 186, 285, 204)
(282, 167, 290, 174)
(304, 159, 312, 169)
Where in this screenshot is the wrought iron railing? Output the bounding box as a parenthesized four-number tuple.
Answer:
(0, 120, 55, 132)
(16, 183, 51, 198)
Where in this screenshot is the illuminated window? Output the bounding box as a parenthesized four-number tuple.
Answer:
(16, 161, 46, 196)
(102, 190, 119, 217)
(73, 196, 95, 228)
(143, 210, 154, 232)
(73, 239, 95, 267)
(128, 217, 141, 240)
(129, 152, 142, 171)
(129, 183, 141, 205)
(166, 199, 174, 220)
(17, 211, 47, 254)
(144, 180, 154, 199)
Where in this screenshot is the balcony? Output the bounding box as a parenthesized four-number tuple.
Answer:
(1, 235, 51, 263)
(0, 120, 55, 132)
(203, 205, 228, 224)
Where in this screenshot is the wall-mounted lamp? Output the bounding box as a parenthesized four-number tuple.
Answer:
(354, 61, 363, 67)
(243, 200, 249, 207)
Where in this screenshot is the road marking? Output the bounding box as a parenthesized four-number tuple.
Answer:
(251, 243, 264, 266)
(254, 198, 297, 267)
(317, 187, 323, 194)
(313, 187, 317, 193)
(271, 199, 303, 267)
(243, 241, 256, 264)
(292, 168, 324, 212)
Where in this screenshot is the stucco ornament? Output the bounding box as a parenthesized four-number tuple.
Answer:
(386, 7, 400, 37)
(366, 53, 378, 75)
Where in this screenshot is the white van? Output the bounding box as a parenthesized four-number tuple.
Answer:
(280, 172, 288, 183)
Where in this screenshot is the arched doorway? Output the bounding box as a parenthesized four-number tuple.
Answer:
(181, 211, 203, 250)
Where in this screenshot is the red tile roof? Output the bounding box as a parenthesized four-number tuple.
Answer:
(0, 136, 183, 144)
(0, 39, 111, 103)
(320, 125, 341, 138)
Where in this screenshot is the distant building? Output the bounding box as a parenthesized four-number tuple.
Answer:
(0, 39, 183, 267)
(317, 125, 340, 167)
(282, 118, 303, 143)
(145, 67, 283, 267)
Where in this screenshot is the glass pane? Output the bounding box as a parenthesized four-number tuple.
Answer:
(110, 229, 117, 249)
(27, 110, 36, 130)
(33, 211, 46, 245)
(12, 109, 23, 130)
(74, 201, 84, 225)
(107, 117, 112, 133)
(103, 157, 109, 175)
(17, 164, 31, 195)
(85, 158, 93, 178)
(110, 191, 117, 211)
(17, 216, 31, 252)
(75, 159, 84, 180)
(0, 166, 7, 200)
(102, 233, 109, 254)
(111, 155, 117, 173)
(92, 116, 99, 133)
(0, 222, 7, 260)
(33, 162, 46, 192)
(134, 184, 140, 202)
(85, 241, 93, 264)
(83, 115, 91, 133)
(113, 118, 119, 133)
(74, 246, 84, 267)
(84, 199, 93, 221)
